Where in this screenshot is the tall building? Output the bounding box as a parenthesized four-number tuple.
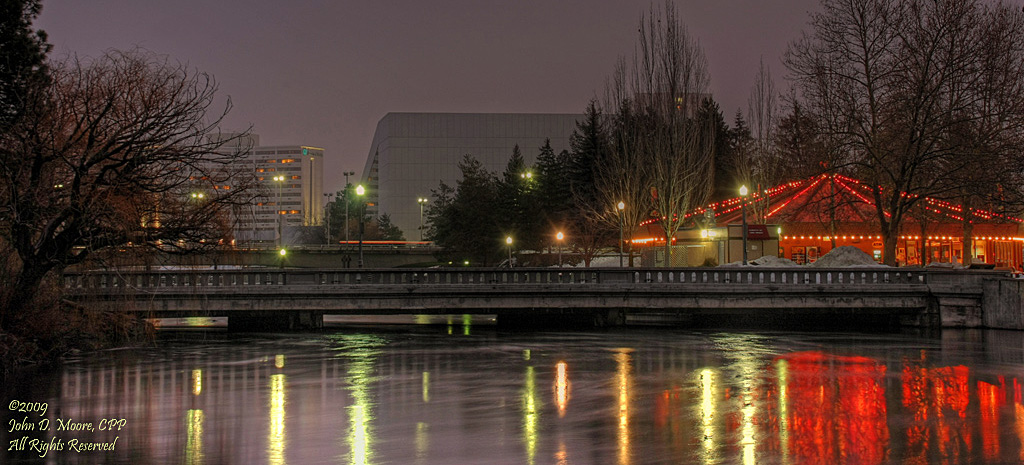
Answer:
(215, 134, 324, 245)
(250, 144, 324, 244)
(359, 113, 581, 239)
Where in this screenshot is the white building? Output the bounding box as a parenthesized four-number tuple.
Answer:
(217, 134, 324, 245)
(359, 113, 581, 239)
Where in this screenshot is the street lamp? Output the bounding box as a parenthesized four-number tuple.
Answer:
(556, 231, 564, 267)
(356, 184, 366, 267)
(273, 175, 285, 249)
(617, 201, 625, 267)
(417, 197, 429, 241)
(506, 236, 513, 268)
(740, 185, 749, 265)
(343, 171, 354, 244)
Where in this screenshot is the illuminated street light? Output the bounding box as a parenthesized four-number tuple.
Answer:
(556, 231, 564, 267)
(617, 202, 625, 267)
(740, 185, 749, 266)
(506, 236, 514, 268)
(417, 197, 429, 241)
(356, 184, 366, 267)
(274, 175, 285, 250)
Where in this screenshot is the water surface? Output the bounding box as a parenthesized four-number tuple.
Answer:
(3, 326, 1024, 464)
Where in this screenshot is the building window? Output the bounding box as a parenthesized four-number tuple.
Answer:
(291, 175, 300, 180)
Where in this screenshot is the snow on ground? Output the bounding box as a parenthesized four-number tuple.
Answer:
(807, 246, 888, 267)
(751, 255, 799, 266)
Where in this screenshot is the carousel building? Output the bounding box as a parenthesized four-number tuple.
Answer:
(630, 174, 1024, 270)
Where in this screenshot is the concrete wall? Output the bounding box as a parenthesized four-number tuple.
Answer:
(983, 278, 1024, 330)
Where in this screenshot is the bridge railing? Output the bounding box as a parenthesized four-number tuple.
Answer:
(63, 267, 928, 291)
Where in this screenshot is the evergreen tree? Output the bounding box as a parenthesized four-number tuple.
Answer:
(0, 0, 50, 130)
(534, 139, 572, 237)
(497, 145, 543, 251)
(695, 98, 733, 203)
(429, 155, 502, 265)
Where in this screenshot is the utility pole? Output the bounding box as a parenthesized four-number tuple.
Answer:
(343, 171, 354, 243)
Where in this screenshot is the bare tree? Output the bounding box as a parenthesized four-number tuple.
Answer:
(743, 58, 781, 223)
(601, 1, 715, 267)
(0, 50, 256, 320)
(785, 0, 1024, 265)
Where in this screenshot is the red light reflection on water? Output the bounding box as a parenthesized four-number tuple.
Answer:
(770, 351, 888, 465)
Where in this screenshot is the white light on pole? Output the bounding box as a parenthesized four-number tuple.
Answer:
(417, 197, 429, 241)
(617, 202, 625, 267)
(556, 231, 564, 267)
(506, 236, 513, 268)
(356, 184, 366, 268)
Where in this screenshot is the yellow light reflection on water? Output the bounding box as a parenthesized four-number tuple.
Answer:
(347, 358, 375, 465)
(191, 369, 202, 396)
(699, 369, 715, 463)
(614, 350, 633, 465)
(776, 359, 791, 465)
(269, 374, 286, 465)
(462, 314, 472, 335)
(185, 409, 204, 465)
(415, 422, 429, 463)
(523, 365, 539, 465)
(422, 372, 430, 403)
(555, 361, 570, 417)
(275, 354, 285, 369)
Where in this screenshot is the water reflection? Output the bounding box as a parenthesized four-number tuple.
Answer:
(3, 329, 1024, 464)
(268, 373, 285, 465)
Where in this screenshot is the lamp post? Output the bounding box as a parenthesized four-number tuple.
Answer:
(740, 185, 749, 266)
(356, 184, 365, 267)
(417, 197, 429, 241)
(273, 175, 285, 250)
(343, 171, 354, 244)
(556, 231, 564, 267)
(506, 236, 513, 268)
(323, 192, 334, 243)
(617, 201, 625, 267)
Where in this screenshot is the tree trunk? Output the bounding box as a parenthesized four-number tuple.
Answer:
(882, 229, 899, 266)
(961, 218, 974, 266)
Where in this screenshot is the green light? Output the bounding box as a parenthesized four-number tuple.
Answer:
(356, 185, 365, 196)
(279, 248, 287, 256)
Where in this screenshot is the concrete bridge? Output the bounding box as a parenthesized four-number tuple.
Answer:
(64, 267, 1024, 331)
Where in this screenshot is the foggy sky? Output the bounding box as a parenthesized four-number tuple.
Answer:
(37, 0, 823, 192)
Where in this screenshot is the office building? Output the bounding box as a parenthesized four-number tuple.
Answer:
(359, 113, 582, 239)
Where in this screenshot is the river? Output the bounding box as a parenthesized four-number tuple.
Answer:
(3, 323, 1024, 464)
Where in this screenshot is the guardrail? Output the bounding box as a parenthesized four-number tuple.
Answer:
(64, 267, 928, 290)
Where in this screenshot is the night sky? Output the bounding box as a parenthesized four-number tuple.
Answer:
(37, 0, 825, 192)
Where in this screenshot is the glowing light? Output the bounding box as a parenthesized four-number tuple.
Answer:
(740, 185, 749, 197)
(555, 361, 570, 417)
(186, 409, 204, 465)
(269, 374, 286, 465)
(523, 365, 539, 465)
(556, 231, 564, 241)
(279, 248, 287, 257)
(699, 369, 716, 462)
(463, 314, 472, 336)
(422, 372, 430, 403)
(615, 350, 633, 465)
(617, 201, 625, 211)
(191, 369, 202, 396)
(355, 184, 365, 196)
(347, 355, 375, 465)
(506, 236, 513, 245)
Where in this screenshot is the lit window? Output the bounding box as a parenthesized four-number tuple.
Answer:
(257, 168, 264, 173)
(291, 175, 300, 180)
(268, 159, 277, 163)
